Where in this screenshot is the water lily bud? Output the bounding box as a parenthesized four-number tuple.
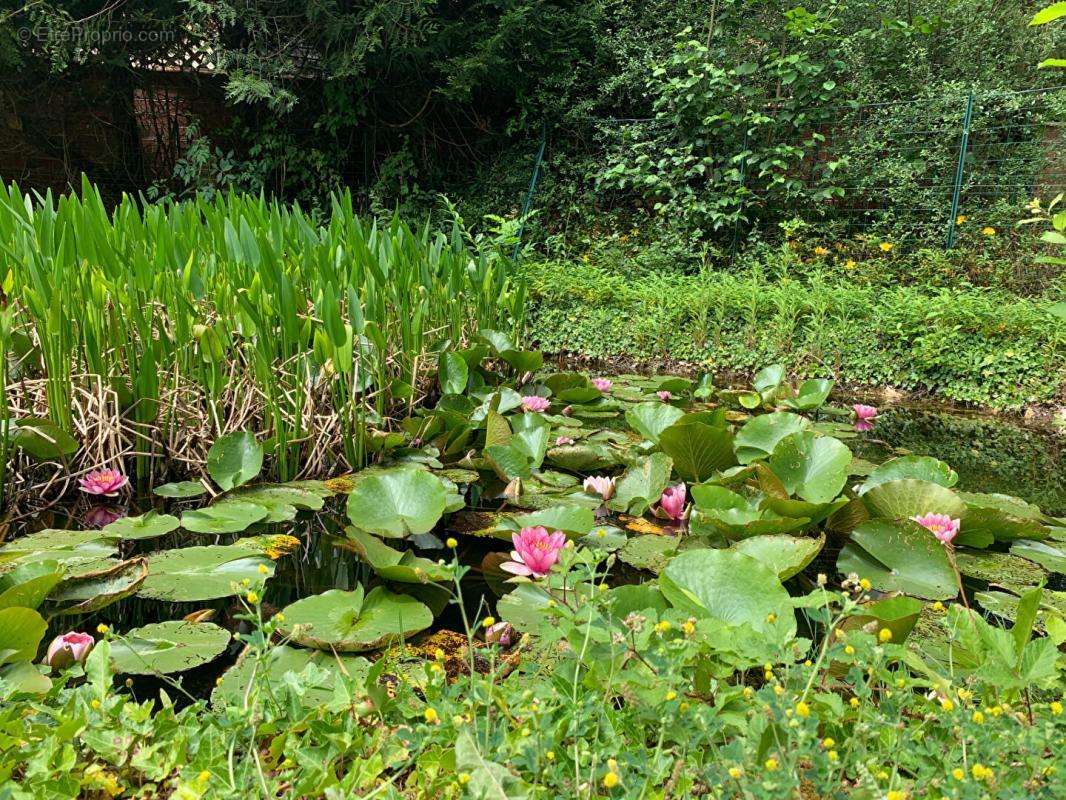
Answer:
(44, 632, 95, 670)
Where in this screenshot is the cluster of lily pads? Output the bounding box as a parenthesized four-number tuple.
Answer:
(2, 342, 1063, 700)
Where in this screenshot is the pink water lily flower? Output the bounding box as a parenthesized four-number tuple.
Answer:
(43, 632, 95, 670)
(79, 469, 129, 496)
(658, 483, 687, 521)
(583, 475, 616, 501)
(592, 378, 613, 392)
(521, 395, 550, 413)
(852, 404, 878, 432)
(500, 526, 567, 578)
(912, 513, 961, 545)
(657, 390, 673, 402)
(555, 435, 575, 446)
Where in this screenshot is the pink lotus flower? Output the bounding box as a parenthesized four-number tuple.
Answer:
(658, 483, 687, 521)
(485, 621, 515, 647)
(853, 404, 878, 432)
(583, 475, 616, 501)
(43, 632, 94, 670)
(561, 405, 573, 416)
(555, 435, 575, 446)
(912, 513, 961, 545)
(521, 395, 550, 413)
(83, 506, 126, 528)
(592, 378, 613, 392)
(657, 390, 672, 402)
(500, 526, 567, 578)
(78, 469, 129, 496)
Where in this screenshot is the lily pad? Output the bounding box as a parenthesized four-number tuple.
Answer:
(0, 607, 47, 666)
(138, 545, 277, 602)
(658, 422, 737, 482)
(862, 480, 966, 523)
(734, 412, 811, 464)
(0, 562, 63, 611)
(277, 586, 432, 652)
(181, 501, 269, 534)
(769, 431, 852, 504)
(343, 528, 454, 583)
(207, 431, 263, 491)
(153, 481, 207, 499)
(959, 492, 1051, 544)
(346, 468, 447, 538)
(608, 454, 673, 515)
(109, 621, 230, 675)
(497, 583, 555, 633)
(781, 379, 833, 411)
(731, 534, 825, 581)
(690, 485, 809, 540)
(1010, 540, 1066, 573)
(660, 549, 795, 637)
(954, 550, 1047, 585)
(0, 529, 118, 571)
(49, 558, 149, 614)
(212, 644, 371, 708)
(511, 505, 595, 538)
(103, 511, 180, 540)
(858, 456, 958, 495)
(227, 485, 325, 523)
(546, 441, 622, 471)
(9, 417, 78, 460)
(837, 520, 957, 600)
(625, 402, 684, 443)
(617, 535, 680, 574)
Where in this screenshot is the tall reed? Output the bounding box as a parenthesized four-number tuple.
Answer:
(0, 179, 525, 495)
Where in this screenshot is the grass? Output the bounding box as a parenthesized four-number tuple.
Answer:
(0, 180, 525, 503)
(522, 258, 1065, 409)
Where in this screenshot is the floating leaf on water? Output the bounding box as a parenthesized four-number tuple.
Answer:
(343, 528, 454, 583)
(0, 562, 63, 611)
(730, 534, 825, 581)
(769, 431, 852, 504)
(1009, 540, 1066, 573)
(841, 595, 924, 643)
(0, 529, 118, 572)
(211, 644, 371, 708)
(858, 456, 958, 495)
(138, 545, 277, 602)
(659, 422, 737, 483)
(602, 584, 669, 619)
(180, 501, 269, 534)
(102, 511, 180, 540)
(346, 467, 447, 538)
(497, 583, 556, 633)
(617, 534, 680, 574)
(225, 485, 325, 523)
(277, 586, 432, 652)
(0, 607, 47, 666)
(861, 480, 966, 524)
(206, 430, 264, 491)
(958, 492, 1051, 544)
(435, 468, 479, 485)
(837, 520, 957, 600)
(690, 485, 809, 540)
(608, 453, 673, 516)
(954, 550, 1047, 585)
(9, 417, 78, 461)
(0, 660, 52, 696)
(578, 525, 628, 551)
(109, 621, 230, 675)
(49, 557, 149, 615)
(734, 412, 811, 464)
(153, 481, 207, 499)
(660, 549, 796, 638)
(625, 402, 684, 443)
(781, 379, 834, 411)
(546, 441, 622, 471)
(510, 505, 595, 538)
(484, 442, 533, 481)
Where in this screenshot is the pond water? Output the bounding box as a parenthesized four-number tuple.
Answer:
(7, 401, 1063, 701)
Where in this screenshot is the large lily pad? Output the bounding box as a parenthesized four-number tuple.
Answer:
(608, 454, 673, 515)
(0, 562, 63, 611)
(278, 586, 432, 652)
(660, 549, 795, 637)
(959, 492, 1051, 544)
(837, 520, 957, 600)
(862, 479, 966, 523)
(49, 558, 149, 614)
(1010, 540, 1066, 574)
(690, 485, 809, 540)
(625, 402, 684, 443)
(497, 583, 555, 633)
(658, 422, 737, 482)
(510, 505, 595, 538)
(9, 417, 78, 460)
(153, 481, 207, 499)
(780, 379, 833, 411)
(734, 412, 811, 464)
(618, 535, 681, 574)
(138, 544, 276, 602)
(103, 511, 180, 540)
(346, 468, 447, 538)
(546, 441, 622, 471)
(181, 501, 269, 534)
(109, 621, 230, 675)
(769, 431, 851, 504)
(858, 456, 958, 495)
(212, 644, 372, 708)
(343, 528, 454, 583)
(731, 534, 825, 581)
(207, 431, 263, 491)
(0, 529, 118, 571)
(228, 485, 326, 523)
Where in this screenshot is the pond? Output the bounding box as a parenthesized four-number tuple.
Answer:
(3, 367, 1064, 702)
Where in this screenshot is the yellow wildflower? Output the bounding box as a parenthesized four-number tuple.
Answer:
(879, 242, 894, 252)
(728, 766, 743, 779)
(1050, 701, 1063, 715)
(458, 773, 471, 785)
(981, 226, 996, 236)
(972, 711, 985, 724)
(424, 708, 439, 724)
(245, 591, 259, 604)
(952, 768, 965, 781)
(665, 691, 677, 702)
(603, 771, 620, 789)
(795, 702, 810, 718)
(764, 758, 779, 772)
(878, 628, 893, 643)
(446, 537, 458, 548)
(481, 616, 496, 629)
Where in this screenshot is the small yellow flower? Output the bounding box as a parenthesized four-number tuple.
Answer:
(198, 771, 211, 783)
(665, 691, 677, 702)
(424, 708, 439, 724)
(951, 768, 965, 781)
(607, 759, 618, 772)
(766, 613, 777, 623)
(434, 647, 445, 661)
(245, 591, 259, 604)
(844, 645, 855, 656)
(981, 226, 996, 237)
(795, 701, 810, 718)
(886, 791, 906, 800)
(859, 578, 872, 591)
(822, 738, 835, 748)
(728, 766, 743, 779)
(878, 628, 893, 643)
(939, 698, 954, 712)
(655, 620, 672, 634)
(257, 564, 268, 575)
(971, 763, 993, 781)
(681, 620, 696, 636)
(803, 659, 812, 667)
(814, 246, 829, 256)
(764, 758, 779, 772)
(876, 770, 889, 781)
(274, 612, 285, 623)
(773, 684, 785, 697)
(956, 214, 967, 224)
(743, 686, 755, 699)
(96, 624, 109, 634)
(971, 710, 985, 724)
(849, 697, 860, 708)
(844, 259, 857, 269)
(458, 773, 471, 785)
(932, 601, 945, 612)
(446, 537, 458, 549)
(879, 242, 894, 252)
(215, 677, 223, 686)
(481, 616, 496, 629)
(1050, 701, 1063, 715)
(429, 663, 444, 674)
(545, 751, 555, 761)
(679, 702, 689, 713)
(602, 771, 620, 789)
(91, 699, 101, 709)
(827, 750, 839, 762)
(989, 705, 1003, 717)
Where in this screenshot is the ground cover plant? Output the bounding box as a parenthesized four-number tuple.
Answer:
(1, 348, 1063, 798)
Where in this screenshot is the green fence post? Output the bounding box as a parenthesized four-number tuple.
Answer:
(512, 122, 548, 261)
(945, 91, 974, 250)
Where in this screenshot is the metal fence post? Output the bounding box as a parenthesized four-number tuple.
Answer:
(945, 91, 974, 249)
